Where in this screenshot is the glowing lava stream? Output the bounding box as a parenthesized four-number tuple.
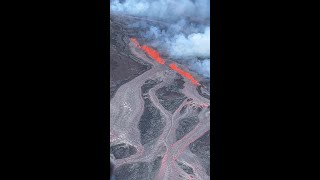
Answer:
(140, 45, 165, 65)
(130, 38, 201, 86)
(130, 38, 140, 48)
(131, 38, 165, 64)
(169, 63, 200, 86)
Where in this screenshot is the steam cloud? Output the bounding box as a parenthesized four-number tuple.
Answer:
(111, 0, 210, 78)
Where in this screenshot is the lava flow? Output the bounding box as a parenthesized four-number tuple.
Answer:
(169, 63, 201, 86)
(130, 38, 165, 64)
(130, 38, 140, 48)
(140, 45, 165, 65)
(130, 37, 201, 86)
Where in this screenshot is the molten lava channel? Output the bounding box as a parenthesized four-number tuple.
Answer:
(130, 38, 140, 48)
(169, 63, 200, 86)
(130, 37, 201, 86)
(140, 45, 165, 65)
(131, 38, 164, 64)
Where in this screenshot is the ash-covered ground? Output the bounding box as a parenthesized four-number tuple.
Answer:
(110, 15, 210, 180)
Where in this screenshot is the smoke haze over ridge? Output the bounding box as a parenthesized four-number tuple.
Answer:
(111, 0, 210, 78)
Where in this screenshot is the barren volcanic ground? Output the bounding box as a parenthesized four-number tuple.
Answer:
(110, 15, 210, 180)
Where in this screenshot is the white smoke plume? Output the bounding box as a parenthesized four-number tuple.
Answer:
(111, 0, 210, 77)
(190, 59, 210, 78)
(111, 0, 210, 21)
(168, 27, 210, 58)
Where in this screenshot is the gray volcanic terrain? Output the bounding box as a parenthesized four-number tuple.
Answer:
(110, 14, 210, 180)
(155, 75, 187, 114)
(110, 17, 151, 99)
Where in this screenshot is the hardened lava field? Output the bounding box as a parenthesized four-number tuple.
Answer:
(110, 15, 210, 180)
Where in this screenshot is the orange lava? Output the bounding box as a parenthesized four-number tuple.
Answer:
(130, 37, 201, 86)
(130, 38, 140, 48)
(141, 45, 165, 65)
(169, 63, 201, 86)
(130, 38, 165, 65)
